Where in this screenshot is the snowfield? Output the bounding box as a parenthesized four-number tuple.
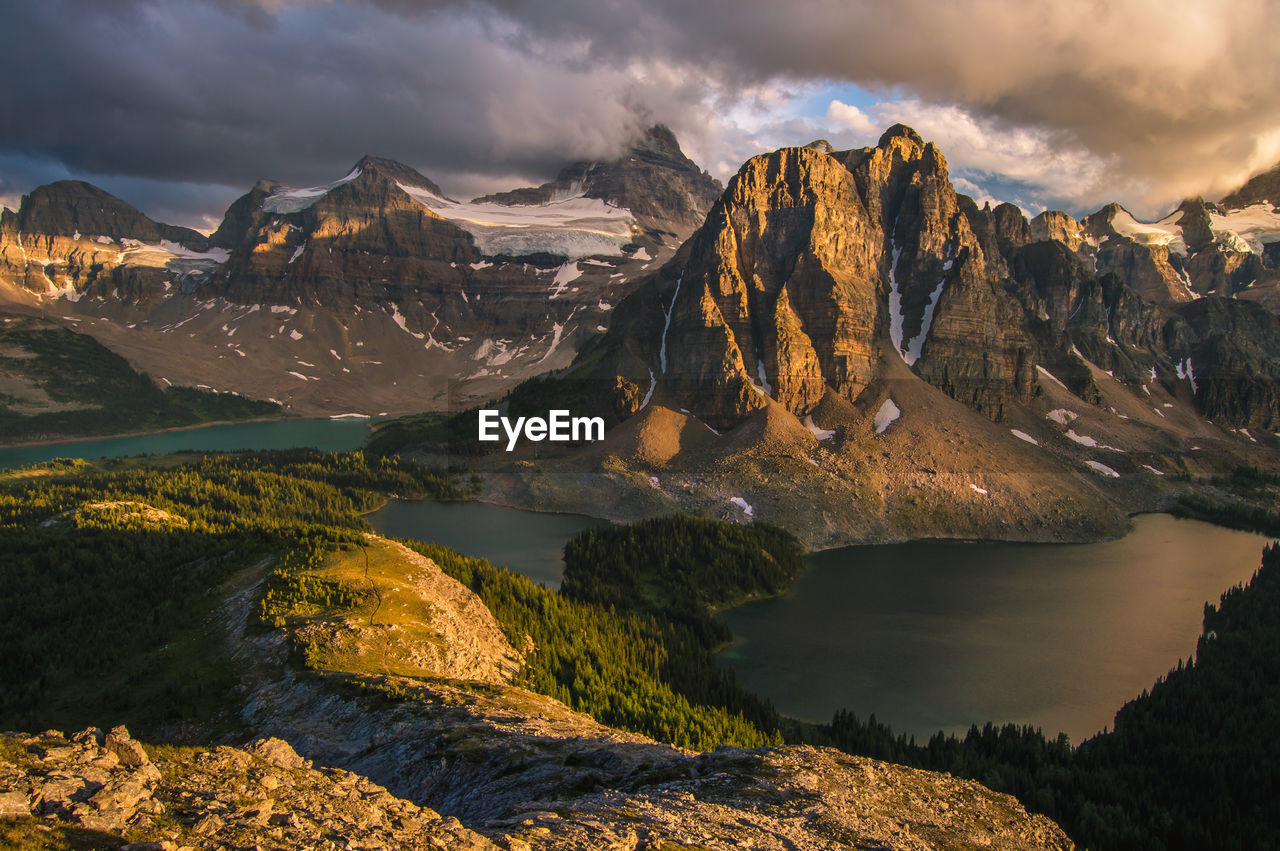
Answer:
(262, 168, 362, 214)
(397, 182, 635, 259)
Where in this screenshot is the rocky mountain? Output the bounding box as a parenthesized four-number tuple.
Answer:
(460, 127, 1280, 547)
(0, 127, 719, 416)
(474, 124, 723, 235)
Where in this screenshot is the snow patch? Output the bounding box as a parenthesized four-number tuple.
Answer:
(639, 369, 657, 410)
(901, 278, 945, 365)
(728, 497, 754, 517)
(752, 359, 773, 397)
(389, 304, 425, 339)
(262, 168, 361, 213)
(1046, 409, 1078, 426)
(874, 398, 901, 434)
(969, 484, 989, 495)
(1208, 204, 1280, 255)
(887, 247, 906, 359)
(289, 329, 303, 341)
(548, 262, 583, 299)
(1065, 429, 1098, 447)
(1085, 460, 1121, 478)
(1010, 429, 1039, 445)
(1141, 464, 1165, 476)
(398, 182, 635, 259)
(659, 276, 683, 375)
(1109, 207, 1187, 255)
(1036, 366, 1069, 391)
(288, 243, 306, 264)
(804, 415, 835, 441)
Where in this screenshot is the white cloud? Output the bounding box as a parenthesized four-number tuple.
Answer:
(825, 101, 878, 138)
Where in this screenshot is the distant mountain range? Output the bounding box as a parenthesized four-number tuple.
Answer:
(4, 121, 1280, 543)
(455, 126, 1280, 545)
(0, 125, 720, 416)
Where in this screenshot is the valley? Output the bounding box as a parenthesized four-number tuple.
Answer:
(4, 115, 1280, 851)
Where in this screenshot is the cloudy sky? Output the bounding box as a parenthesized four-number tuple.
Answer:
(2, 0, 1278, 230)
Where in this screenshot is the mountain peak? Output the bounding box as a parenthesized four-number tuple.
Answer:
(633, 124, 682, 158)
(878, 123, 925, 149)
(1221, 160, 1280, 209)
(351, 155, 445, 196)
(14, 180, 204, 246)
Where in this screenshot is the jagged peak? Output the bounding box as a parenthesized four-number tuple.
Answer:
(633, 124, 681, 156)
(878, 123, 925, 149)
(350, 155, 445, 196)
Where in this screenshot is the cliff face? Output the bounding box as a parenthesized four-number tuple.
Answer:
(616, 126, 1034, 429)
(460, 127, 1280, 548)
(586, 126, 1280, 436)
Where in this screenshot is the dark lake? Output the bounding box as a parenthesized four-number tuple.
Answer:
(367, 499, 606, 588)
(718, 513, 1272, 742)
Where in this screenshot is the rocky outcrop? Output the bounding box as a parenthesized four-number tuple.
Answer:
(603, 124, 1036, 429)
(0, 727, 497, 849)
(0, 717, 1072, 851)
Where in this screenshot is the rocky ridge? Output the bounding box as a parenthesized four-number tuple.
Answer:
(0, 531, 1075, 850)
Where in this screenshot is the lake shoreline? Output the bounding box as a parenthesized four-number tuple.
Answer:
(0, 414, 298, 451)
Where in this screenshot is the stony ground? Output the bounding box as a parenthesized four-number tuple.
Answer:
(0, 727, 497, 850)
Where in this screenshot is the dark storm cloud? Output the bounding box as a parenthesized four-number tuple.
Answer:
(3, 0, 1278, 226)
(383, 0, 1280, 210)
(0, 0, 705, 223)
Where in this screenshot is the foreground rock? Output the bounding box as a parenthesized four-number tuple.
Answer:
(0, 724, 1071, 851)
(0, 727, 496, 849)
